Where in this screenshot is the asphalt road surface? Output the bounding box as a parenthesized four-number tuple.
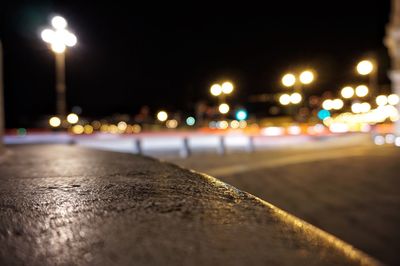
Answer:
(169, 136, 400, 265)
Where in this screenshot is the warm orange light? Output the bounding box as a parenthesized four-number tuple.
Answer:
(83, 125, 93, 134)
(72, 125, 84, 134)
(166, 119, 178, 129)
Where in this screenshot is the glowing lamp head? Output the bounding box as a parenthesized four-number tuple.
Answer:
(218, 103, 230, 114)
(221, 81, 234, 94)
(388, 94, 400, 105)
(64, 31, 77, 47)
(49, 116, 61, 127)
(332, 99, 344, 110)
(322, 99, 333, 110)
(351, 103, 362, 114)
(41, 16, 77, 53)
(51, 16, 67, 29)
(299, 70, 314, 84)
(360, 102, 371, 113)
(282, 73, 296, 87)
(356, 60, 374, 75)
(157, 111, 168, 122)
(210, 84, 222, 96)
(376, 95, 388, 106)
(41, 29, 55, 43)
(355, 85, 369, 97)
(341, 86, 354, 99)
(67, 113, 79, 124)
(279, 94, 291, 105)
(290, 92, 302, 104)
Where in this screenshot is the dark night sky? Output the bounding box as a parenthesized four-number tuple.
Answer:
(0, 1, 392, 127)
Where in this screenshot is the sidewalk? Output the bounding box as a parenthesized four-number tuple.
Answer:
(0, 145, 380, 265)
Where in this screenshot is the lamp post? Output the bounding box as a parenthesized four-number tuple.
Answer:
(0, 40, 4, 152)
(356, 59, 377, 98)
(385, 0, 400, 134)
(41, 16, 77, 117)
(280, 70, 315, 120)
(210, 81, 234, 115)
(282, 70, 314, 92)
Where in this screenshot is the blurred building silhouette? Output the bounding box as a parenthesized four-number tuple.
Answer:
(386, 0, 400, 134)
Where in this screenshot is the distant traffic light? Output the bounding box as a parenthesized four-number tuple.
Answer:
(236, 109, 248, 121)
(317, 109, 331, 120)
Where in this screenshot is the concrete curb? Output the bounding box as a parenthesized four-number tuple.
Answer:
(0, 145, 383, 265)
(194, 170, 382, 266)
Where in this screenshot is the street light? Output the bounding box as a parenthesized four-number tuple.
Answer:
(210, 81, 234, 99)
(376, 95, 388, 106)
(361, 102, 371, 112)
(290, 92, 302, 104)
(281, 70, 315, 88)
(218, 103, 230, 114)
(282, 74, 296, 87)
(322, 98, 343, 111)
(210, 81, 234, 115)
(351, 102, 362, 113)
(341, 86, 354, 99)
(332, 99, 344, 110)
(41, 16, 77, 117)
(221, 81, 234, 94)
(355, 85, 369, 97)
(279, 93, 302, 105)
(322, 99, 334, 110)
(356, 59, 377, 99)
(49, 116, 61, 127)
(210, 84, 222, 96)
(357, 60, 374, 75)
(279, 94, 291, 105)
(66, 113, 79, 124)
(157, 111, 168, 122)
(299, 70, 314, 84)
(388, 94, 400, 105)
(280, 70, 314, 119)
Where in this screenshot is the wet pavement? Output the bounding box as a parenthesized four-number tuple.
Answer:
(171, 140, 400, 265)
(0, 145, 379, 265)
